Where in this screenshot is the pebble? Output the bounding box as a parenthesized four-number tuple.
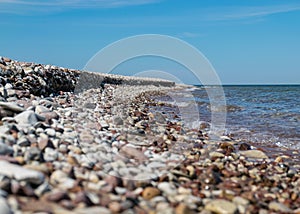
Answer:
(142, 187, 161, 200)
(109, 201, 122, 213)
(0, 143, 13, 155)
(239, 150, 268, 159)
(74, 207, 111, 214)
(0, 160, 44, 185)
(115, 187, 127, 195)
(113, 115, 123, 125)
(268, 201, 292, 213)
(232, 196, 249, 206)
(45, 128, 56, 137)
(157, 182, 177, 196)
(175, 203, 193, 214)
(205, 199, 237, 214)
(43, 147, 59, 162)
(0, 197, 12, 214)
(209, 151, 225, 159)
(14, 110, 38, 125)
(120, 145, 147, 162)
(0, 101, 24, 113)
(17, 137, 30, 147)
(35, 105, 51, 114)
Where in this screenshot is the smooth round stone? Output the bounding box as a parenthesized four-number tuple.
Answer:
(0, 143, 13, 155)
(239, 150, 268, 159)
(50, 170, 76, 190)
(35, 105, 50, 114)
(109, 201, 122, 213)
(14, 110, 38, 125)
(43, 148, 58, 162)
(158, 182, 177, 196)
(268, 201, 292, 213)
(205, 199, 237, 214)
(142, 187, 161, 200)
(0, 160, 44, 185)
(115, 187, 127, 195)
(177, 186, 192, 195)
(232, 196, 249, 206)
(0, 101, 24, 113)
(209, 151, 225, 159)
(175, 203, 193, 214)
(45, 128, 56, 137)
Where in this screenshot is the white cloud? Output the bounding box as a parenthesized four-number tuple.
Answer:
(206, 4, 300, 21)
(177, 32, 205, 39)
(0, 0, 161, 14)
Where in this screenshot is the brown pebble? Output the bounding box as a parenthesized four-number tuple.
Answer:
(274, 155, 290, 163)
(109, 201, 122, 213)
(175, 203, 194, 214)
(67, 155, 79, 166)
(291, 192, 298, 201)
(105, 176, 122, 188)
(15, 156, 25, 165)
(73, 191, 93, 206)
(142, 187, 161, 200)
(239, 142, 251, 151)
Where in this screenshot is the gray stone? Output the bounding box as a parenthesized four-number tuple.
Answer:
(45, 128, 56, 137)
(99, 120, 109, 129)
(268, 201, 292, 213)
(17, 137, 30, 147)
(0, 197, 12, 214)
(0, 126, 9, 136)
(34, 181, 51, 197)
(24, 147, 41, 161)
(158, 182, 177, 196)
(35, 105, 51, 114)
(240, 150, 268, 159)
(0, 143, 13, 155)
(14, 110, 38, 125)
(115, 187, 127, 195)
(50, 170, 76, 190)
(113, 115, 123, 125)
(43, 147, 58, 162)
(205, 199, 237, 214)
(0, 189, 7, 198)
(0, 101, 24, 113)
(0, 160, 44, 185)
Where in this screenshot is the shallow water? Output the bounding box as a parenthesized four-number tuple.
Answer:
(153, 85, 300, 150)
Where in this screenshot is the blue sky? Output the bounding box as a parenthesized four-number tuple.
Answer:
(0, 0, 299, 84)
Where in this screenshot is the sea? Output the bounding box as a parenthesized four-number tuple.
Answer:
(153, 85, 300, 151)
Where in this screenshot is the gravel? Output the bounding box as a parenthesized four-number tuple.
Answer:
(0, 56, 299, 213)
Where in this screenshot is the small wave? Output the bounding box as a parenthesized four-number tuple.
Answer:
(207, 104, 243, 112)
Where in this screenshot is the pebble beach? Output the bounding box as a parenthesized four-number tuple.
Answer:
(0, 56, 300, 214)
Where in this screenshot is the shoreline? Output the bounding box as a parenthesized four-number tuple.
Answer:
(0, 57, 300, 213)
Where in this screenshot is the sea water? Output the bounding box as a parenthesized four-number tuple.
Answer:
(153, 85, 300, 150)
